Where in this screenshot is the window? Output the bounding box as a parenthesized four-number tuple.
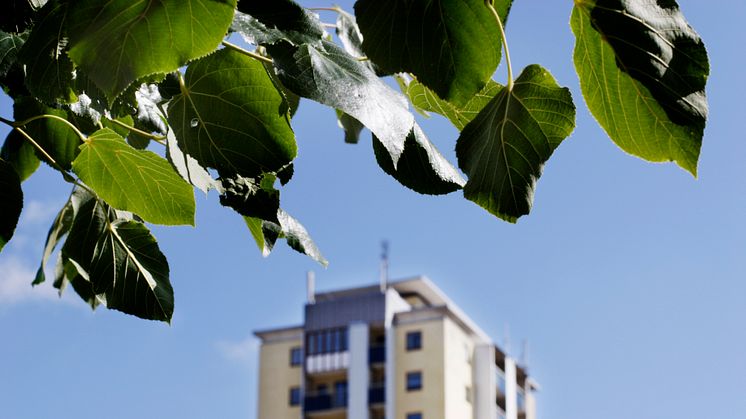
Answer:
(406, 371, 422, 391)
(307, 334, 317, 355)
(465, 385, 472, 403)
(289, 387, 301, 406)
(406, 331, 422, 351)
(290, 347, 302, 366)
(406, 413, 423, 419)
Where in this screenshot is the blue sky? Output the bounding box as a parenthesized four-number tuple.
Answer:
(1, 1, 745, 418)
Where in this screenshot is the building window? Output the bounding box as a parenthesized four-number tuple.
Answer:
(406, 413, 423, 419)
(289, 387, 301, 406)
(465, 385, 472, 403)
(406, 371, 422, 391)
(305, 328, 349, 355)
(290, 347, 302, 366)
(406, 331, 422, 351)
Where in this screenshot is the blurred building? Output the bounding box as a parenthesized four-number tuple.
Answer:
(254, 276, 537, 419)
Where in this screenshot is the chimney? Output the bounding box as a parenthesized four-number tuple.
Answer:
(306, 271, 315, 304)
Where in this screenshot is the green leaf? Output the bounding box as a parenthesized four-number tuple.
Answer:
(67, 0, 237, 102)
(219, 174, 280, 223)
(72, 128, 196, 226)
(354, 0, 511, 105)
(63, 258, 103, 310)
(1, 129, 40, 181)
(268, 40, 413, 164)
(89, 219, 173, 322)
(0, 30, 28, 77)
(0, 0, 41, 33)
(335, 9, 365, 59)
(165, 131, 216, 194)
(277, 210, 327, 266)
(168, 48, 297, 178)
(17, 0, 76, 103)
(243, 210, 327, 266)
(33, 197, 73, 285)
(234, 0, 325, 46)
(335, 110, 364, 144)
(571, 0, 708, 175)
(0, 158, 23, 252)
(14, 97, 82, 170)
(456, 65, 576, 222)
(374, 124, 465, 195)
(61, 191, 172, 321)
(405, 78, 503, 131)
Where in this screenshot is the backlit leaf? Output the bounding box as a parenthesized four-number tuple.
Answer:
(354, 0, 511, 105)
(1, 129, 40, 181)
(405, 78, 503, 130)
(572, 0, 708, 175)
(72, 128, 195, 226)
(67, 0, 237, 101)
(14, 97, 82, 170)
(168, 48, 297, 178)
(456, 65, 575, 222)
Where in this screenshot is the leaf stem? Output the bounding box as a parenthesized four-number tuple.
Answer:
(221, 40, 274, 64)
(106, 117, 166, 145)
(486, 0, 513, 91)
(14, 114, 87, 142)
(307, 7, 340, 13)
(14, 127, 76, 183)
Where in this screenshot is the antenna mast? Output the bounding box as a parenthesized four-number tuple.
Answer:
(380, 240, 389, 292)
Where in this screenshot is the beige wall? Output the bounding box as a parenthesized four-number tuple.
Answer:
(394, 318, 446, 419)
(443, 317, 475, 419)
(257, 337, 302, 419)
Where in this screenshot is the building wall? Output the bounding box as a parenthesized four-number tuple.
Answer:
(443, 316, 475, 419)
(394, 317, 446, 419)
(257, 337, 302, 419)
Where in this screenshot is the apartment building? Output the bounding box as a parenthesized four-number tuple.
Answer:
(254, 276, 537, 419)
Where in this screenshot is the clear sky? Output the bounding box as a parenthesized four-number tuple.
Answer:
(1, 1, 745, 418)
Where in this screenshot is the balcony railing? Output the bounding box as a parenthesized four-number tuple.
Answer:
(368, 345, 385, 364)
(304, 392, 347, 413)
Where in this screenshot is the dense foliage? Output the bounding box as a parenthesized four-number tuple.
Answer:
(0, 0, 709, 322)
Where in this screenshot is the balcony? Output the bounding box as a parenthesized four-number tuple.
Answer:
(304, 391, 347, 413)
(368, 345, 385, 364)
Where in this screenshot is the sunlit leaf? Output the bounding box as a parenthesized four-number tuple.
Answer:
(72, 128, 195, 226)
(572, 0, 708, 175)
(234, 0, 325, 46)
(269, 40, 413, 164)
(456, 65, 575, 222)
(165, 130, 216, 194)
